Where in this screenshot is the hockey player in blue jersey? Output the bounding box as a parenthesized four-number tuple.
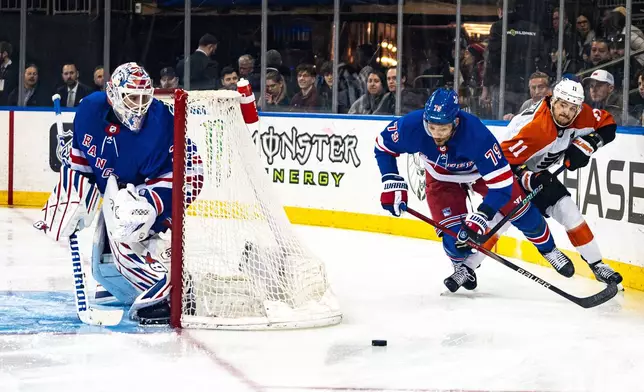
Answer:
(36, 62, 202, 323)
(375, 88, 574, 292)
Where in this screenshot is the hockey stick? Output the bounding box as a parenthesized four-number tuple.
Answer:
(52, 94, 123, 326)
(480, 165, 566, 243)
(69, 231, 123, 326)
(405, 207, 618, 309)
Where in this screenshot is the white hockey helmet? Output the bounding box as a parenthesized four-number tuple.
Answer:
(550, 78, 584, 127)
(106, 62, 154, 131)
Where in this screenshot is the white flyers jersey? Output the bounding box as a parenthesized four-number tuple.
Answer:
(497, 97, 616, 172)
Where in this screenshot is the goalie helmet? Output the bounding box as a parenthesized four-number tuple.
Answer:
(106, 62, 154, 131)
(550, 78, 584, 127)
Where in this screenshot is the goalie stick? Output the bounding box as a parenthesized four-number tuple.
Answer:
(405, 206, 618, 309)
(52, 94, 124, 326)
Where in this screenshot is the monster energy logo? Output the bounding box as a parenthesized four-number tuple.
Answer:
(252, 126, 361, 167)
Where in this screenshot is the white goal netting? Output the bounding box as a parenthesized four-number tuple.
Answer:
(159, 89, 342, 330)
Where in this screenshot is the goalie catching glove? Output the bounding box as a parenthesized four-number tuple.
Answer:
(380, 174, 408, 217)
(107, 183, 157, 243)
(35, 167, 100, 241)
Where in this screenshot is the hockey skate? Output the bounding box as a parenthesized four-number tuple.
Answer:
(541, 248, 575, 278)
(137, 300, 171, 326)
(444, 263, 477, 293)
(589, 261, 623, 285)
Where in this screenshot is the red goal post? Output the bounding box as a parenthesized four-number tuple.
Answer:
(154, 87, 342, 330)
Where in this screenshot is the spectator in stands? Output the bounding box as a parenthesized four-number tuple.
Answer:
(546, 8, 577, 63)
(355, 44, 375, 96)
(585, 38, 634, 89)
(7, 64, 48, 107)
(159, 67, 179, 89)
(56, 63, 93, 107)
(548, 47, 582, 76)
(604, 7, 644, 66)
(92, 66, 104, 92)
(420, 47, 452, 91)
(348, 70, 393, 115)
(461, 43, 485, 90)
(481, 0, 545, 117)
(503, 71, 551, 121)
(317, 60, 360, 113)
(264, 69, 289, 108)
(383, 67, 425, 114)
(238, 54, 255, 79)
(336, 61, 361, 113)
(219, 66, 238, 90)
(608, 34, 626, 60)
(575, 13, 596, 59)
(588, 38, 613, 67)
(290, 64, 319, 110)
(266, 49, 291, 81)
(634, 68, 644, 124)
(238, 54, 260, 93)
(0, 41, 18, 106)
(317, 61, 333, 112)
(582, 69, 623, 123)
(609, 33, 640, 90)
(176, 33, 219, 90)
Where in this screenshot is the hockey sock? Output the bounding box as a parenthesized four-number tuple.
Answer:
(548, 197, 602, 263)
(511, 204, 555, 253)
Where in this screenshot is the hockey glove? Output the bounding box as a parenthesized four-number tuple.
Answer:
(380, 174, 408, 217)
(564, 133, 604, 171)
(516, 165, 555, 193)
(455, 211, 489, 252)
(110, 184, 157, 243)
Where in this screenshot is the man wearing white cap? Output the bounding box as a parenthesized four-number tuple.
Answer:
(582, 69, 622, 123)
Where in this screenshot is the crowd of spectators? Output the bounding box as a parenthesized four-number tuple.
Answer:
(2, 2, 644, 127)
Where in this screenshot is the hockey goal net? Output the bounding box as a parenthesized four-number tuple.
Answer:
(156, 88, 342, 330)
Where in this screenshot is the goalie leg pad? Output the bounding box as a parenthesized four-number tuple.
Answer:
(104, 230, 172, 320)
(91, 212, 140, 305)
(35, 166, 100, 241)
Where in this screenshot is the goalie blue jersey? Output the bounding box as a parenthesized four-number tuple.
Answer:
(374, 109, 515, 215)
(68, 91, 200, 234)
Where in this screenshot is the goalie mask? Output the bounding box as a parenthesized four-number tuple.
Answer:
(550, 78, 584, 128)
(106, 62, 154, 131)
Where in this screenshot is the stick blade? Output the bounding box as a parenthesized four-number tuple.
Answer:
(78, 308, 124, 326)
(575, 283, 619, 309)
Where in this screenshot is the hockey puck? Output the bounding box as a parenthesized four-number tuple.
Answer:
(371, 339, 387, 347)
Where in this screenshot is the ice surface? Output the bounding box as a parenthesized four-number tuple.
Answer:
(2, 207, 644, 392)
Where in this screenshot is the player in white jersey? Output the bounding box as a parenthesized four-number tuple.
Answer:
(499, 78, 622, 284)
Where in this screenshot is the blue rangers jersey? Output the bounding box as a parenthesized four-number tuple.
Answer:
(374, 109, 515, 216)
(68, 91, 202, 234)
